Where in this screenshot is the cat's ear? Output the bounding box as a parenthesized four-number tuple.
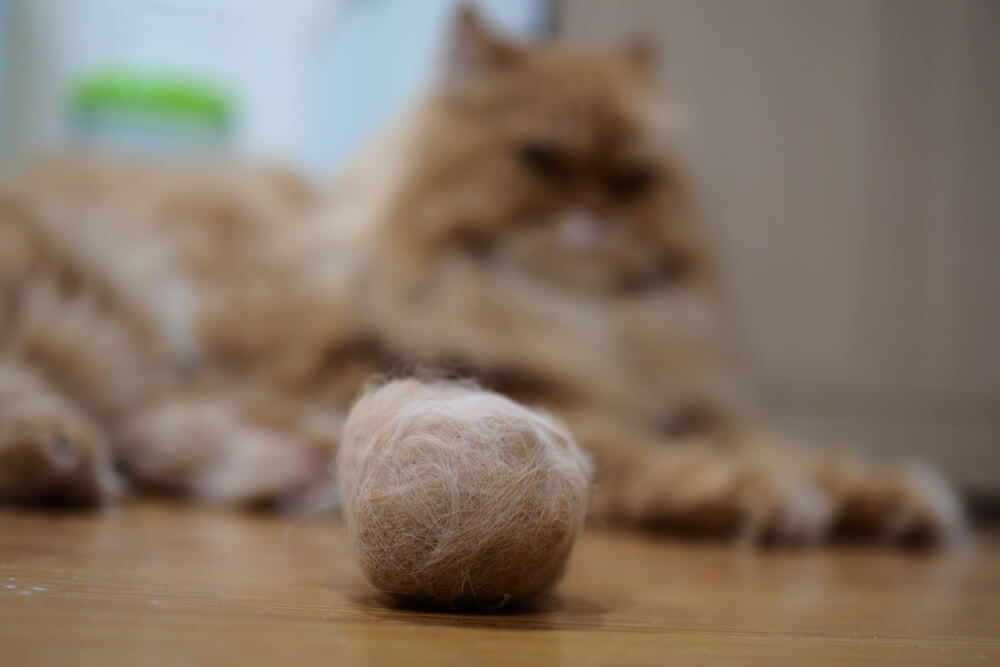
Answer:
(440, 5, 522, 85)
(622, 36, 659, 78)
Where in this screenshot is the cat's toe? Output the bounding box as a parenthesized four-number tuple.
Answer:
(882, 462, 967, 547)
(732, 467, 833, 545)
(830, 461, 967, 547)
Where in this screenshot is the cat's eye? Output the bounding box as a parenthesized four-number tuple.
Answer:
(517, 142, 564, 177)
(609, 163, 657, 199)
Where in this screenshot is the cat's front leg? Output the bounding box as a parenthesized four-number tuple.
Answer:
(116, 392, 340, 509)
(562, 410, 834, 544)
(563, 410, 966, 546)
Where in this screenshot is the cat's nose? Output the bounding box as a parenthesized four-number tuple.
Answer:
(556, 209, 611, 249)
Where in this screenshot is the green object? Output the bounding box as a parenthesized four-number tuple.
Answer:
(71, 69, 231, 126)
(69, 69, 234, 150)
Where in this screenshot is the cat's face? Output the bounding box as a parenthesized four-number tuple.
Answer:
(388, 9, 707, 294)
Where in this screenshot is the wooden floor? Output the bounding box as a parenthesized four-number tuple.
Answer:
(1, 502, 997, 666)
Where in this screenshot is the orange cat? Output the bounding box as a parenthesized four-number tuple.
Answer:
(0, 8, 964, 544)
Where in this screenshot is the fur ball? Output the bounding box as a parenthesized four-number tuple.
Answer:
(338, 379, 592, 609)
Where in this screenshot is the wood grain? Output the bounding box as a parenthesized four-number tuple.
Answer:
(1, 502, 997, 666)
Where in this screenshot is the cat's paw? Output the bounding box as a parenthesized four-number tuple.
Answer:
(0, 401, 120, 505)
(830, 461, 967, 547)
(607, 455, 834, 545)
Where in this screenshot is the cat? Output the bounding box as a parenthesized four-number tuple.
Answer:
(0, 7, 964, 545)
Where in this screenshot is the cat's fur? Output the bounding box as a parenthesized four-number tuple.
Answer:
(0, 9, 964, 544)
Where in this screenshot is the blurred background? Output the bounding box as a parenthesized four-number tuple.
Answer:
(0, 0, 552, 173)
(0, 0, 996, 500)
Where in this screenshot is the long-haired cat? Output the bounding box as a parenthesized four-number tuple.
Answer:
(0, 8, 964, 545)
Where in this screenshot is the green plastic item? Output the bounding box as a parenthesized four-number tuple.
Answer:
(71, 69, 232, 128)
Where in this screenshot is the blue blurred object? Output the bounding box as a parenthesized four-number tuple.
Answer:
(0, 0, 551, 175)
(0, 0, 9, 150)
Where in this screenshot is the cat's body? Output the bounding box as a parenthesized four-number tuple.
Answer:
(0, 10, 964, 544)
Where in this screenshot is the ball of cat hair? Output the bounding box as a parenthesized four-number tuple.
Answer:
(338, 379, 592, 610)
